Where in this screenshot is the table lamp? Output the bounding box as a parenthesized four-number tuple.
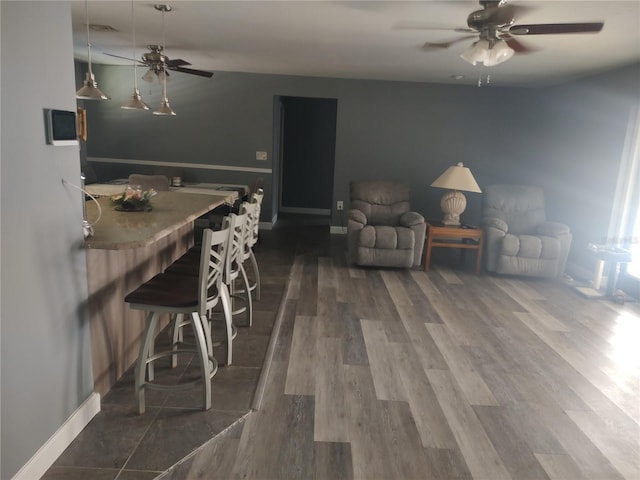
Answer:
(430, 162, 482, 226)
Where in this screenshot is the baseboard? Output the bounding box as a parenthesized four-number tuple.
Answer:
(330, 226, 347, 234)
(280, 207, 331, 216)
(259, 221, 273, 231)
(12, 392, 101, 480)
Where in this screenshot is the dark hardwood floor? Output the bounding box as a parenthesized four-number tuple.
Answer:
(41, 215, 639, 480)
(159, 223, 640, 480)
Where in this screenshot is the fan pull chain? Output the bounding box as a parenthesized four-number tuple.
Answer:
(477, 74, 491, 87)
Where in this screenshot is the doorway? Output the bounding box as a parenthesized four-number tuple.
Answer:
(276, 96, 337, 217)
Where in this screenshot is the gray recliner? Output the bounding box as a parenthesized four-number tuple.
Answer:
(481, 184, 572, 278)
(347, 181, 426, 268)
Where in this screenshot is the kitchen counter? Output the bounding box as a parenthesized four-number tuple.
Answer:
(85, 190, 232, 395)
(85, 191, 232, 250)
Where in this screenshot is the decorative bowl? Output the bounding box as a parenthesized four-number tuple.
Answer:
(111, 185, 157, 212)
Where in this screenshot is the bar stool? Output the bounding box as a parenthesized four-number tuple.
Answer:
(240, 200, 261, 302)
(222, 211, 253, 328)
(124, 227, 231, 414)
(165, 211, 252, 361)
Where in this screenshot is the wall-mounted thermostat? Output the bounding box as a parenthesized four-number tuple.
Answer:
(45, 109, 79, 146)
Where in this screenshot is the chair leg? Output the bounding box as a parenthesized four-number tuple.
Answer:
(240, 263, 253, 327)
(220, 283, 234, 366)
(190, 312, 212, 411)
(249, 249, 261, 301)
(170, 313, 184, 368)
(135, 312, 159, 415)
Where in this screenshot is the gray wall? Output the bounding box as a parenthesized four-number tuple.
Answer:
(84, 61, 640, 274)
(1, 2, 94, 478)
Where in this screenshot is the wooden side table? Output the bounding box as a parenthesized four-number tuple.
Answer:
(424, 221, 484, 274)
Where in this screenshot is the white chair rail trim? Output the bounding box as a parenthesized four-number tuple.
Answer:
(88, 156, 272, 175)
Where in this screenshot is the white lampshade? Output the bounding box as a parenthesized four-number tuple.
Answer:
(431, 162, 482, 226)
(431, 162, 482, 193)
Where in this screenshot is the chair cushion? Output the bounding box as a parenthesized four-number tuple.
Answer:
(483, 185, 546, 235)
(350, 181, 411, 226)
(501, 234, 560, 260)
(359, 225, 414, 250)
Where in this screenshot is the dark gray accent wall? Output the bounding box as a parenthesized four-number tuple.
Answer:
(82, 55, 639, 276)
(1, 2, 94, 478)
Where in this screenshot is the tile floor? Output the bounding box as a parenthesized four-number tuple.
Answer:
(41, 220, 309, 480)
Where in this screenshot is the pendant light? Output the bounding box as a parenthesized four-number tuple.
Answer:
(121, 1, 149, 110)
(153, 5, 176, 116)
(76, 0, 109, 100)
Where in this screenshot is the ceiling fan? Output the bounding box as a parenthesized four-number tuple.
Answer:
(104, 4, 213, 81)
(408, 0, 604, 66)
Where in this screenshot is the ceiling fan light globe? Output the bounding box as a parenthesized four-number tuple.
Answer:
(121, 88, 150, 110)
(153, 98, 176, 116)
(484, 39, 514, 66)
(460, 39, 489, 65)
(76, 72, 109, 100)
(142, 69, 156, 83)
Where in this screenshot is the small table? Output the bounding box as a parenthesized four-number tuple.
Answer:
(424, 221, 484, 274)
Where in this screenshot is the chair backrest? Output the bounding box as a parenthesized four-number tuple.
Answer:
(128, 174, 170, 191)
(250, 177, 264, 196)
(240, 201, 259, 252)
(349, 181, 411, 226)
(221, 212, 248, 282)
(251, 188, 264, 237)
(198, 227, 229, 315)
(482, 184, 547, 235)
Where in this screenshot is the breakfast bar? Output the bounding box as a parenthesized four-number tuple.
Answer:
(85, 191, 234, 395)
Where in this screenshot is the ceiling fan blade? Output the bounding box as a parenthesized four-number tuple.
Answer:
(393, 20, 473, 33)
(169, 66, 214, 78)
(501, 34, 535, 53)
(508, 22, 604, 35)
(166, 58, 191, 68)
(103, 52, 143, 64)
(422, 35, 476, 51)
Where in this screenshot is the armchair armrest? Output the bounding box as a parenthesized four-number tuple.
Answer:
(348, 209, 367, 227)
(400, 211, 425, 227)
(536, 221, 570, 237)
(481, 217, 508, 233)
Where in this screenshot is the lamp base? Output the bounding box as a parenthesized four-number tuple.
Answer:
(440, 190, 466, 227)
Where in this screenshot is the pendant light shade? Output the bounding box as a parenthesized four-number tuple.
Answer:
(121, 1, 148, 110)
(76, 0, 109, 100)
(122, 88, 150, 110)
(153, 96, 176, 116)
(76, 72, 109, 100)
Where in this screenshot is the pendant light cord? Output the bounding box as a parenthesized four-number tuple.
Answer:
(161, 8, 168, 99)
(132, 1, 138, 89)
(85, 0, 93, 75)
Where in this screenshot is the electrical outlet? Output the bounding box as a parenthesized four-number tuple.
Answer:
(255, 151, 268, 161)
(337, 200, 344, 211)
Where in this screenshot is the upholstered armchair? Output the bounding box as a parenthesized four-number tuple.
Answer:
(347, 181, 426, 268)
(481, 184, 572, 278)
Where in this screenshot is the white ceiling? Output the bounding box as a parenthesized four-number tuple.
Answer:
(71, 1, 640, 87)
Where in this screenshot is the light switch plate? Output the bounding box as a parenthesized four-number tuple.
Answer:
(256, 151, 268, 161)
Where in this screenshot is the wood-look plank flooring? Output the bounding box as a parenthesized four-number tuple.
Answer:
(161, 224, 640, 480)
